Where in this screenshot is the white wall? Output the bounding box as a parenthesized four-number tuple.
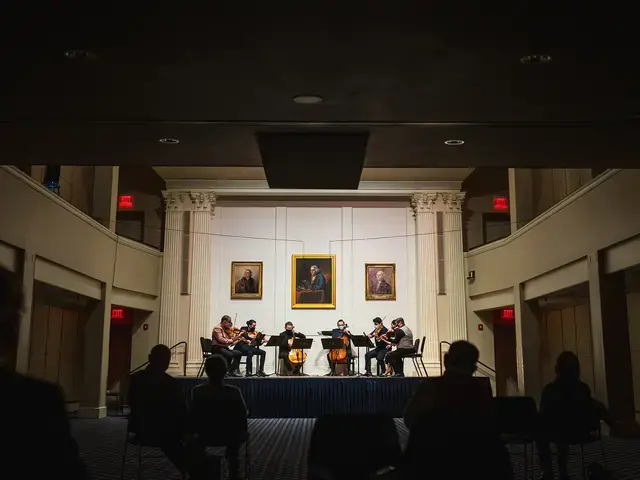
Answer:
(211, 205, 417, 375)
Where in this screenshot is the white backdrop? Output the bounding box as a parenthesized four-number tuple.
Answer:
(211, 205, 418, 375)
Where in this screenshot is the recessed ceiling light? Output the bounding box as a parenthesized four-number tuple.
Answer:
(520, 54, 552, 64)
(444, 139, 465, 146)
(292, 94, 324, 105)
(159, 138, 180, 145)
(64, 50, 96, 60)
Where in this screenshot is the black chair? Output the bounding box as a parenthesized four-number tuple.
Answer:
(197, 337, 213, 377)
(196, 432, 251, 480)
(405, 336, 427, 377)
(309, 414, 401, 480)
(493, 396, 539, 478)
(399, 339, 422, 376)
(120, 425, 186, 480)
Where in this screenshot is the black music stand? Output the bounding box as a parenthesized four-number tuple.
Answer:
(265, 335, 286, 376)
(351, 335, 371, 376)
(318, 330, 333, 336)
(290, 338, 313, 376)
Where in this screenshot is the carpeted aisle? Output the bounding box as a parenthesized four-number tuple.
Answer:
(71, 417, 640, 480)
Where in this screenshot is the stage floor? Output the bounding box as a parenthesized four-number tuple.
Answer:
(176, 375, 424, 418)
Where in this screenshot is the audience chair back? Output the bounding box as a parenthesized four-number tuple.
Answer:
(494, 396, 539, 438)
(308, 414, 400, 479)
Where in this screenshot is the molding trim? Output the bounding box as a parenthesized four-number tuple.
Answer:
(1, 166, 117, 240)
(116, 235, 163, 257)
(165, 178, 462, 195)
(465, 169, 621, 258)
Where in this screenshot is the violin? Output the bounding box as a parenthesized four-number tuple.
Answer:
(226, 326, 249, 344)
(288, 330, 307, 365)
(329, 324, 350, 364)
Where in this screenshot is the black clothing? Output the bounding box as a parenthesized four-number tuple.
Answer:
(1, 366, 88, 479)
(279, 330, 306, 375)
(236, 327, 266, 375)
(211, 345, 242, 374)
(371, 326, 389, 349)
(234, 277, 257, 294)
(386, 347, 414, 376)
(365, 348, 387, 374)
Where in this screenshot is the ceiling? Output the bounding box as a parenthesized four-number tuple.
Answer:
(1, 2, 639, 179)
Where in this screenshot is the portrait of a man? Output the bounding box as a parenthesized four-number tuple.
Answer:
(230, 262, 263, 299)
(292, 254, 336, 309)
(365, 263, 396, 300)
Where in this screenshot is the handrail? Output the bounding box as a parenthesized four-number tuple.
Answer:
(438, 340, 496, 376)
(129, 341, 189, 377)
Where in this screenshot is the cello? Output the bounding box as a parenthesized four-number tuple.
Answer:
(329, 324, 350, 364)
(288, 329, 307, 366)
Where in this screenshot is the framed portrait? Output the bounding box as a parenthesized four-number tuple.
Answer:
(291, 254, 336, 309)
(230, 262, 263, 299)
(365, 263, 396, 301)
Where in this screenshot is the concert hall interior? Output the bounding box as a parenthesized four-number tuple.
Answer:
(2, 3, 640, 479)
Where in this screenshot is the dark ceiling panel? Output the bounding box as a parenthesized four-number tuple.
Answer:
(257, 132, 369, 189)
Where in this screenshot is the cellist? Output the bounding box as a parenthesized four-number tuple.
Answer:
(278, 322, 306, 376)
(326, 319, 353, 376)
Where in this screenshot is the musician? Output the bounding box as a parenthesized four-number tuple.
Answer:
(326, 319, 353, 376)
(211, 315, 243, 377)
(382, 317, 414, 377)
(278, 322, 306, 375)
(236, 319, 267, 377)
(364, 317, 388, 376)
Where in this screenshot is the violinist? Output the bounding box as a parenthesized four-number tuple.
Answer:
(278, 322, 306, 376)
(364, 317, 388, 376)
(326, 319, 353, 376)
(211, 315, 244, 377)
(236, 320, 267, 377)
(381, 317, 414, 377)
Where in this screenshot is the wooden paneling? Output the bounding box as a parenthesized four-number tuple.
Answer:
(541, 302, 594, 391)
(27, 302, 84, 402)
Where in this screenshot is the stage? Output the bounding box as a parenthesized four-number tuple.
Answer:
(177, 376, 424, 418)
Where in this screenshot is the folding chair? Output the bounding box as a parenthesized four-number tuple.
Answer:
(494, 396, 539, 478)
(197, 337, 213, 377)
(406, 336, 427, 376)
(120, 425, 187, 480)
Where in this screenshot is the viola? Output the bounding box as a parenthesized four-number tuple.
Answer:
(288, 332, 307, 365)
(329, 326, 350, 364)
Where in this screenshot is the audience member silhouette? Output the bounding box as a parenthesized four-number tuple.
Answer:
(537, 351, 614, 480)
(402, 340, 513, 479)
(0, 268, 88, 478)
(128, 344, 205, 478)
(190, 355, 248, 480)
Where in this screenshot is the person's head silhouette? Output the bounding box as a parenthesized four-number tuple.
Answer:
(204, 354, 228, 385)
(444, 340, 479, 376)
(147, 344, 172, 373)
(555, 351, 581, 382)
(0, 268, 22, 362)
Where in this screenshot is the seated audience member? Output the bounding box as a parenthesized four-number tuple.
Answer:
(0, 268, 89, 479)
(402, 340, 512, 479)
(190, 355, 248, 480)
(129, 344, 204, 479)
(537, 351, 624, 480)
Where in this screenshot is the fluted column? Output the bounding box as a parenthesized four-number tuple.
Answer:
(187, 191, 216, 368)
(442, 192, 468, 342)
(411, 193, 440, 364)
(159, 191, 187, 354)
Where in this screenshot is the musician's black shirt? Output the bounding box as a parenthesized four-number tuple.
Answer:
(278, 330, 306, 356)
(373, 326, 389, 349)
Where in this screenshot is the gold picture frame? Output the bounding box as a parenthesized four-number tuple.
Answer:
(365, 263, 396, 301)
(291, 254, 336, 309)
(230, 262, 263, 299)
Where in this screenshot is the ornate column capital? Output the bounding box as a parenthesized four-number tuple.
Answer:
(441, 192, 466, 212)
(162, 190, 188, 211)
(189, 191, 217, 216)
(410, 192, 438, 216)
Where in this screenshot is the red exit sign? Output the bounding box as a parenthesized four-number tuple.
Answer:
(500, 308, 515, 319)
(118, 195, 134, 209)
(111, 308, 124, 319)
(493, 196, 509, 211)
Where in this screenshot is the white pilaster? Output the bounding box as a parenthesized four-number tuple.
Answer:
(442, 192, 468, 342)
(411, 193, 440, 364)
(187, 191, 216, 372)
(159, 191, 187, 356)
